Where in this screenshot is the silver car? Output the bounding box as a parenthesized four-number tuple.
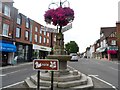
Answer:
(70, 53, 78, 61)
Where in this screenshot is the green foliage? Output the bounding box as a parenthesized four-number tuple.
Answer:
(65, 41, 79, 54)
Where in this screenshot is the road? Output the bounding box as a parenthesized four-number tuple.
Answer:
(0, 62, 36, 89)
(0, 59, 119, 89)
(68, 58, 119, 89)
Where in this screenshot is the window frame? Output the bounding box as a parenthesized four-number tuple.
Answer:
(35, 34, 38, 42)
(16, 27, 21, 38)
(25, 30, 29, 40)
(4, 5, 10, 17)
(2, 23, 9, 36)
(39, 36, 42, 43)
(17, 14, 22, 25)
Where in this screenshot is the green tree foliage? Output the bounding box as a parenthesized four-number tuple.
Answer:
(65, 41, 79, 54)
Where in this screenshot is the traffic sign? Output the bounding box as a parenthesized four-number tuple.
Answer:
(33, 59, 59, 71)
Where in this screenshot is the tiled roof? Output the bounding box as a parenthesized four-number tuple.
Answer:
(100, 27, 116, 40)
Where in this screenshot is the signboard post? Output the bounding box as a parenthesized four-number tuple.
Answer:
(33, 59, 59, 90)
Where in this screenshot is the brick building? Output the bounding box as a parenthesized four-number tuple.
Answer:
(0, 0, 56, 66)
(0, 0, 18, 66)
(116, 22, 120, 60)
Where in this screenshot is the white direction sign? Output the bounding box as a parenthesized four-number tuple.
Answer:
(41, 26, 58, 33)
(61, 23, 72, 33)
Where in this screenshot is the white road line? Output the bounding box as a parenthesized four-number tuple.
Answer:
(88, 75, 99, 77)
(0, 74, 6, 77)
(0, 81, 24, 89)
(109, 67, 119, 71)
(0, 62, 32, 70)
(90, 75, 117, 90)
(67, 65, 76, 70)
(2, 69, 27, 76)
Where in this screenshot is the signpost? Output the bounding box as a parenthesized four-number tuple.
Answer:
(33, 59, 59, 90)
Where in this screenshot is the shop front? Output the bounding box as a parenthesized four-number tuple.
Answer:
(32, 44, 51, 59)
(0, 41, 16, 66)
(15, 42, 32, 63)
(107, 46, 118, 60)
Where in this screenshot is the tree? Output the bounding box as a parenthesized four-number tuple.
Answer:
(65, 41, 79, 54)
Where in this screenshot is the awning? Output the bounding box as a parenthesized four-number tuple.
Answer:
(0, 42, 16, 52)
(99, 48, 106, 52)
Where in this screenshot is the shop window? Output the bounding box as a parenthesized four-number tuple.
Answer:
(2, 23, 9, 36)
(18, 45, 24, 60)
(4, 5, 10, 17)
(16, 27, 21, 38)
(25, 45, 28, 60)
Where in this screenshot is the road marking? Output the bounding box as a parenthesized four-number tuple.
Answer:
(109, 67, 119, 71)
(0, 81, 24, 89)
(0, 62, 32, 70)
(0, 74, 6, 77)
(88, 74, 99, 77)
(90, 75, 118, 90)
(2, 69, 27, 76)
(67, 65, 76, 70)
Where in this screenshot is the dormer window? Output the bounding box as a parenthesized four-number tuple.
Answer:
(4, 5, 10, 17)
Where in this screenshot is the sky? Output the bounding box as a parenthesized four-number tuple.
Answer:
(13, 0, 119, 53)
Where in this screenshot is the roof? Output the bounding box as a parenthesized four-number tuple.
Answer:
(1, 0, 14, 3)
(100, 27, 116, 40)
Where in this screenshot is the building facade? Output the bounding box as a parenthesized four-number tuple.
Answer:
(0, 0, 56, 66)
(0, 0, 18, 66)
(116, 22, 120, 60)
(97, 27, 118, 60)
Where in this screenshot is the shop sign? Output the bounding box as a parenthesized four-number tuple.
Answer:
(107, 46, 118, 50)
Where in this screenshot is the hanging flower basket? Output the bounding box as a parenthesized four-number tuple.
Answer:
(44, 7, 74, 26)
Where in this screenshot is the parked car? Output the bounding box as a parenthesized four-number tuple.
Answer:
(70, 53, 78, 61)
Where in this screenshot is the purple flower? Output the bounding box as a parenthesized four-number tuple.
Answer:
(44, 7, 74, 26)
